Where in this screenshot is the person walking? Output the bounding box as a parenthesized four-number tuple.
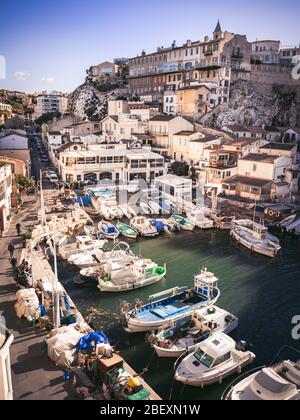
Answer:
(11, 257, 17, 270)
(16, 223, 21, 236)
(8, 242, 15, 258)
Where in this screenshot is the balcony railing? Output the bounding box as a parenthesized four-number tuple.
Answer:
(232, 53, 244, 59)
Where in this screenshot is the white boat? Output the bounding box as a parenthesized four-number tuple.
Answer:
(59, 235, 106, 260)
(175, 332, 255, 387)
(97, 259, 166, 293)
(84, 225, 99, 239)
(170, 214, 195, 231)
(130, 217, 158, 237)
(234, 219, 280, 244)
(187, 210, 214, 230)
(123, 269, 220, 333)
(49, 232, 68, 247)
(98, 221, 120, 240)
(140, 202, 152, 215)
(100, 206, 112, 220)
(231, 220, 281, 258)
(148, 200, 161, 214)
(150, 306, 238, 358)
(120, 205, 134, 220)
(109, 206, 123, 220)
(69, 242, 135, 269)
(223, 360, 300, 400)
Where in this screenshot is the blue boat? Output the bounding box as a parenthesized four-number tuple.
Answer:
(123, 269, 220, 333)
(149, 219, 167, 234)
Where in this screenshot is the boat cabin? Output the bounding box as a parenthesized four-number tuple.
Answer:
(194, 270, 219, 302)
(192, 333, 234, 369)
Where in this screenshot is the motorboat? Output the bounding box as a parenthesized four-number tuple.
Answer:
(98, 221, 120, 240)
(110, 206, 123, 220)
(149, 306, 238, 358)
(231, 220, 281, 258)
(130, 217, 159, 237)
(223, 360, 300, 400)
(140, 202, 153, 215)
(149, 219, 169, 234)
(187, 210, 214, 230)
(116, 222, 139, 239)
(97, 259, 166, 293)
(234, 219, 280, 244)
(58, 235, 107, 260)
(122, 269, 220, 333)
(148, 200, 161, 214)
(69, 242, 135, 269)
(100, 206, 112, 221)
(170, 215, 195, 231)
(120, 205, 135, 220)
(164, 218, 182, 232)
(175, 332, 255, 387)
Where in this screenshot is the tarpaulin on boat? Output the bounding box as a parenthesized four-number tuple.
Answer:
(15, 289, 41, 322)
(76, 332, 109, 352)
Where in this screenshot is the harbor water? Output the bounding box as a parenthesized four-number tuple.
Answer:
(57, 229, 300, 400)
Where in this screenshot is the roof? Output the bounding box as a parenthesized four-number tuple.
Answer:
(48, 131, 62, 136)
(240, 153, 279, 163)
(223, 175, 273, 187)
(154, 174, 192, 187)
(260, 143, 296, 151)
(214, 20, 222, 33)
(150, 115, 175, 122)
(190, 135, 220, 143)
(226, 125, 267, 134)
(199, 333, 234, 359)
(174, 131, 197, 137)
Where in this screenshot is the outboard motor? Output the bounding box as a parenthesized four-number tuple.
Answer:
(236, 340, 248, 352)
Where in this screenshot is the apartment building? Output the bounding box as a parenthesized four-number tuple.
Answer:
(87, 61, 120, 83)
(0, 131, 31, 175)
(279, 46, 300, 65)
(101, 114, 147, 142)
(128, 22, 251, 99)
(251, 40, 281, 64)
(55, 141, 167, 184)
(0, 164, 12, 232)
(34, 92, 69, 119)
(223, 124, 268, 139)
(62, 121, 101, 140)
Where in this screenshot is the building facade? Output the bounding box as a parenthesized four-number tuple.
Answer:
(0, 164, 12, 232)
(34, 93, 69, 119)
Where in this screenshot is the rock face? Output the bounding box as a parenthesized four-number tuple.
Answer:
(201, 80, 300, 129)
(69, 83, 125, 121)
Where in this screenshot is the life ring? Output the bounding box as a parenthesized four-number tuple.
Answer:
(135, 300, 143, 311)
(120, 302, 131, 314)
(269, 210, 274, 217)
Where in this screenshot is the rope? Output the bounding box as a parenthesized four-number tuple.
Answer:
(270, 344, 300, 366)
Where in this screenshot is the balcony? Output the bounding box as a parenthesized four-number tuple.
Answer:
(231, 53, 244, 59)
(204, 50, 213, 56)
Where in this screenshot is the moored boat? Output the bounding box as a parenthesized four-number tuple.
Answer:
(122, 268, 220, 333)
(130, 217, 159, 237)
(149, 305, 238, 358)
(175, 332, 255, 387)
(116, 222, 139, 239)
(231, 220, 281, 258)
(98, 221, 120, 240)
(171, 214, 195, 231)
(187, 210, 214, 230)
(223, 360, 300, 400)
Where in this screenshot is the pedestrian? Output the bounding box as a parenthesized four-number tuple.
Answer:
(8, 242, 15, 258)
(11, 257, 17, 270)
(16, 223, 21, 236)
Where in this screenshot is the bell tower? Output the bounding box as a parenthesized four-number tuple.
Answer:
(213, 20, 223, 40)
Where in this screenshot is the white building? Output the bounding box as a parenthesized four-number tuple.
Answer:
(0, 165, 12, 232)
(0, 131, 31, 175)
(0, 103, 13, 125)
(34, 93, 69, 119)
(101, 114, 147, 142)
(163, 91, 177, 115)
(0, 321, 14, 400)
(154, 174, 193, 203)
(107, 99, 129, 116)
(55, 141, 167, 184)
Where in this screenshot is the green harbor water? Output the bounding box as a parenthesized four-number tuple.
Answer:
(57, 229, 300, 400)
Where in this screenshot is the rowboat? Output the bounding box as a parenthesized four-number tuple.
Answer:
(116, 222, 139, 239)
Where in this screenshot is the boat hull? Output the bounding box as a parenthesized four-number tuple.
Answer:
(153, 318, 239, 358)
(175, 355, 255, 387)
(98, 271, 166, 293)
(231, 229, 280, 258)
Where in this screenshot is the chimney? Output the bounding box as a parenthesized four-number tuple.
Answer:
(204, 36, 209, 43)
(187, 40, 192, 47)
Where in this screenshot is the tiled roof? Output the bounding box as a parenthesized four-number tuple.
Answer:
(223, 175, 273, 187)
(260, 143, 296, 151)
(173, 131, 197, 136)
(150, 115, 175, 122)
(240, 153, 279, 163)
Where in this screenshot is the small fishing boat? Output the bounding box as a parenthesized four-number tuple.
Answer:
(175, 332, 255, 387)
(149, 306, 238, 358)
(49, 231, 68, 247)
(234, 219, 280, 244)
(149, 219, 168, 234)
(140, 202, 152, 215)
(223, 360, 300, 400)
(187, 210, 214, 230)
(98, 259, 166, 293)
(231, 220, 281, 258)
(58, 235, 106, 260)
(110, 206, 123, 220)
(171, 214, 195, 231)
(148, 200, 161, 214)
(98, 221, 120, 240)
(70, 242, 135, 269)
(100, 206, 112, 221)
(120, 205, 135, 220)
(164, 218, 182, 232)
(116, 222, 139, 239)
(122, 269, 220, 333)
(130, 217, 159, 237)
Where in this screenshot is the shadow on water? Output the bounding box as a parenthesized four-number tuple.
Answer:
(57, 229, 300, 400)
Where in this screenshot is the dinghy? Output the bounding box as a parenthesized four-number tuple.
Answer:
(175, 332, 255, 387)
(130, 217, 159, 237)
(231, 220, 281, 258)
(171, 214, 195, 231)
(148, 200, 161, 214)
(116, 222, 139, 239)
(149, 306, 238, 358)
(140, 202, 152, 215)
(98, 259, 166, 293)
(98, 221, 120, 240)
(223, 360, 300, 400)
(122, 269, 220, 333)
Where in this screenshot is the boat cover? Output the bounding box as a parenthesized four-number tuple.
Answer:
(15, 289, 41, 321)
(76, 332, 109, 352)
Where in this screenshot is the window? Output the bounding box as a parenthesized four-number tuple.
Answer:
(213, 352, 231, 367)
(253, 164, 257, 172)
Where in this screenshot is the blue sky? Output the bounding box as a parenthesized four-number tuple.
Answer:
(0, 0, 299, 93)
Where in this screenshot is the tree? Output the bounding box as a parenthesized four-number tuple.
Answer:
(15, 175, 34, 191)
(35, 111, 61, 126)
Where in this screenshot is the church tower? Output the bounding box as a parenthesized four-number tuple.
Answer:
(213, 20, 223, 40)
